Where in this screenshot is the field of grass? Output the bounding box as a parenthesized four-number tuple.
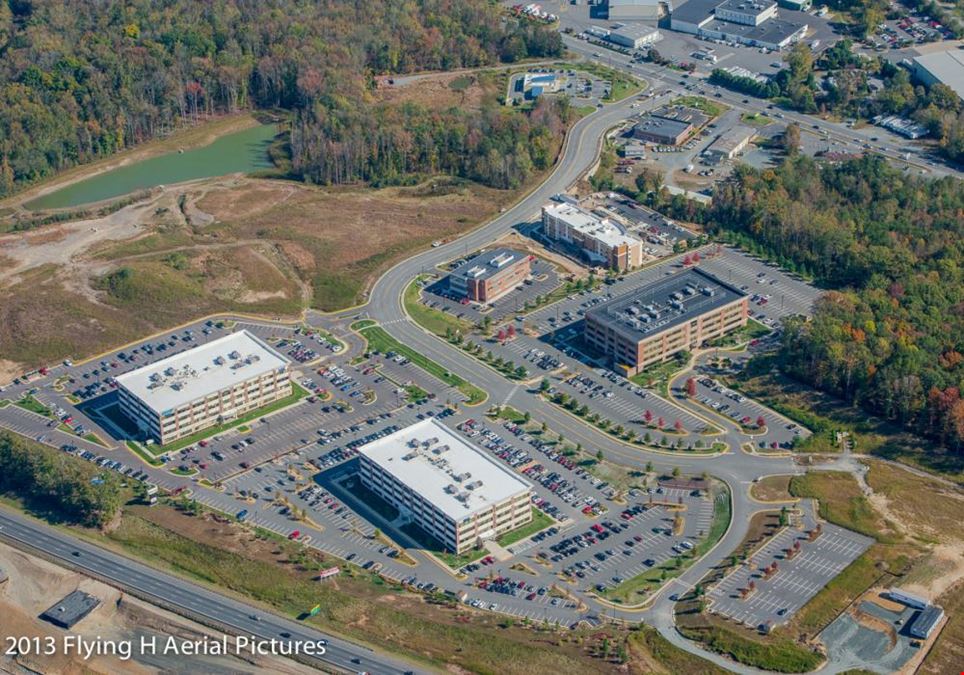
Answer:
(789, 471, 899, 542)
(404, 276, 472, 338)
(357, 324, 486, 405)
(497, 508, 555, 547)
(920, 579, 964, 674)
(677, 624, 822, 673)
(672, 96, 727, 118)
(627, 625, 730, 674)
(740, 112, 770, 127)
(98, 509, 605, 675)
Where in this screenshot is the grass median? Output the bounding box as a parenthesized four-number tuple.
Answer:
(356, 323, 486, 406)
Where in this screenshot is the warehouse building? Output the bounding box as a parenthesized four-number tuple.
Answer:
(909, 605, 944, 639)
(542, 202, 644, 271)
(609, 24, 664, 48)
(608, 0, 668, 20)
(912, 49, 964, 102)
(631, 105, 711, 145)
(670, 0, 807, 48)
(704, 125, 757, 163)
(584, 268, 748, 376)
(116, 330, 291, 446)
(358, 418, 534, 554)
(449, 248, 532, 304)
(41, 591, 100, 629)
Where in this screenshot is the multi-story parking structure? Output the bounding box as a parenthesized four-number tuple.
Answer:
(449, 248, 533, 304)
(116, 330, 291, 445)
(584, 268, 748, 376)
(358, 418, 533, 554)
(542, 202, 643, 271)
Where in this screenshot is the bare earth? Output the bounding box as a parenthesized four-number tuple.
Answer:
(0, 540, 316, 675)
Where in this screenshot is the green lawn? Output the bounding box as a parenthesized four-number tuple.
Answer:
(15, 395, 51, 417)
(358, 324, 486, 405)
(404, 277, 472, 338)
(126, 440, 163, 466)
(148, 382, 309, 455)
(497, 508, 555, 547)
(672, 95, 727, 118)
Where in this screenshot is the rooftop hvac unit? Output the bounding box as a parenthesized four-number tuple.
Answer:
(701, 287, 716, 296)
(432, 444, 450, 455)
(671, 299, 683, 309)
(402, 452, 418, 461)
(248, 354, 261, 363)
(149, 373, 162, 382)
(445, 484, 459, 494)
(408, 439, 419, 448)
(455, 472, 472, 482)
(684, 285, 696, 295)
(164, 367, 176, 376)
(466, 480, 484, 490)
(171, 382, 183, 391)
(213, 356, 225, 366)
(228, 351, 241, 359)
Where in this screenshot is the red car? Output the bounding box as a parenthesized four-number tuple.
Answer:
(289, 530, 301, 540)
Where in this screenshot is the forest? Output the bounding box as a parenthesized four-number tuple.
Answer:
(709, 155, 964, 452)
(0, 431, 123, 526)
(0, 0, 565, 196)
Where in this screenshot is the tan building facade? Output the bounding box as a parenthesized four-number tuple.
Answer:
(584, 269, 748, 376)
(542, 202, 644, 271)
(116, 331, 291, 446)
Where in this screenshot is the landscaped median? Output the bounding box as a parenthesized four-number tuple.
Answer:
(351, 320, 486, 406)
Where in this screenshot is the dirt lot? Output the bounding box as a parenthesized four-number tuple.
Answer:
(750, 475, 794, 503)
(0, 539, 316, 675)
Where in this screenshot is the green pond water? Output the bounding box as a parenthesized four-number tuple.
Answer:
(26, 123, 277, 211)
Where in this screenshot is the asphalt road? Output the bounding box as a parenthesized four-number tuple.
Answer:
(0, 508, 419, 675)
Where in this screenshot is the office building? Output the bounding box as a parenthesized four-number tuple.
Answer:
(542, 202, 644, 271)
(609, 24, 664, 48)
(584, 268, 748, 376)
(449, 248, 532, 304)
(704, 125, 757, 162)
(116, 330, 291, 445)
(912, 49, 964, 101)
(358, 418, 534, 554)
(609, 0, 667, 20)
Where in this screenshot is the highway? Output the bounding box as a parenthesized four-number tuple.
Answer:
(0, 508, 418, 675)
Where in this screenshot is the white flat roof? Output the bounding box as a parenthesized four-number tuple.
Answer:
(115, 330, 288, 415)
(914, 50, 964, 101)
(359, 418, 532, 521)
(544, 202, 641, 249)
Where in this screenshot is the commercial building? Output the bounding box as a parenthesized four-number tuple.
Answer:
(886, 589, 928, 610)
(704, 125, 757, 162)
(608, 0, 667, 20)
(542, 202, 644, 271)
(875, 115, 929, 139)
(41, 591, 100, 629)
(631, 105, 712, 145)
(714, 0, 778, 25)
(521, 72, 564, 100)
(116, 331, 291, 446)
(584, 268, 748, 376)
(777, 0, 811, 10)
(609, 24, 664, 48)
(670, 0, 807, 49)
(909, 605, 944, 639)
(358, 418, 534, 554)
(912, 50, 964, 102)
(449, 248, 532, 304)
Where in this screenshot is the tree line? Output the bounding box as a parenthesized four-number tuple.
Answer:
(710, 155, 963, 452)
(0, 431, 123, 527)
(0, 0, 564, 197)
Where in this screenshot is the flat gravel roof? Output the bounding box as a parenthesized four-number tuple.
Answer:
(115, 330, 288, 415)
(359, 418, 531, 521)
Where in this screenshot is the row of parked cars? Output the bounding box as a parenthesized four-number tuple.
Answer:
(60, 444, 152, 483)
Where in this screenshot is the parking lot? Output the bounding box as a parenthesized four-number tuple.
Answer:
(707, 518, 873, 630)
(505, 67, 610, 108)
(679, 375, 804, 449)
